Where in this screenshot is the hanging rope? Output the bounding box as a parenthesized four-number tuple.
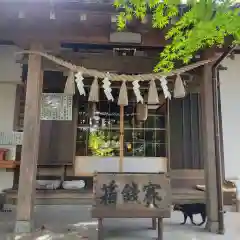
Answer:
(16, 50, 218, 81)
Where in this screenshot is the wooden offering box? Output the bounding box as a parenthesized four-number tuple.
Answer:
(92, 172, 171, 240)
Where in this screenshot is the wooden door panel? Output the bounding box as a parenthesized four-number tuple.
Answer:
(38, 120, 53, 165)
(38, 106, 77, 166)
(169, 94, 203, 169)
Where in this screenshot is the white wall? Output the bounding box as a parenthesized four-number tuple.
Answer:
(0, 45, 22, 192)
(0, 45, 22, 84)
(219, 55, 240, 180)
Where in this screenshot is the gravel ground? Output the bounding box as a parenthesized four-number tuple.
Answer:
(0, 205, 239, 240)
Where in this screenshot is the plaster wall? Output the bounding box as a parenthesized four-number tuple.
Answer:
(0, 45, 21, 192)
(219, 55, 240, 180)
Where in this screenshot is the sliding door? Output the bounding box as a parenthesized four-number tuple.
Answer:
(169, 93, 203, 169)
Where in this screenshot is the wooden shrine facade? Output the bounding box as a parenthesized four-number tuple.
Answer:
(14, 77, 203, 169)
(0, 0, 226, 235)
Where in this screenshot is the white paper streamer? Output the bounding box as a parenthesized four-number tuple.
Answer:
(118, 81, 128, 106)
(159, 77, 171, 99)
(88, 78, 99, 102)
(50, 10, 56, 20)
(132, 80, 143, 103)
(174, 74, 186, 98)
(148, 80, 159, 105)
(102, 74, 114, 101)
(18, 11, 25, 19)
(64, 71, 75, 95)
(75, 72, 85, 96)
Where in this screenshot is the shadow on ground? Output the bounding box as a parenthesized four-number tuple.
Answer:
(0, 205, 239, 239)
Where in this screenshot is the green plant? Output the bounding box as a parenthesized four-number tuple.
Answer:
(114, 0, 240, 72)
(88, 130, 120, 156)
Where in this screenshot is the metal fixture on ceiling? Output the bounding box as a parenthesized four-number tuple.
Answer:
(80, 13, 87, 21)
(113, 48, 136, 56)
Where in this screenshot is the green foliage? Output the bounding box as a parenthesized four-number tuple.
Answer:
(88, 130, 120, 156)
(114, 0, 240, 72)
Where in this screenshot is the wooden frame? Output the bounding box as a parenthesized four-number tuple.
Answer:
(74, 86, 168, 176)
(74, 157, 168, 177)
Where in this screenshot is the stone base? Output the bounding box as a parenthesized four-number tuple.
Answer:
(15, 220, 34, 233)
(205, 220, 224, 234)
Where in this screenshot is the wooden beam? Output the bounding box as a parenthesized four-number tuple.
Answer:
(0, 28, 166, 48)
(0, 1, 117, 14)
(0, 16, 167, 47)
(20, 53, 160, 74)
(15, 43, 43, 233)
(200, 50, 221, 233)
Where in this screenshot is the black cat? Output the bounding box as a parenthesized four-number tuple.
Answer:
(173, 203, 206, 226)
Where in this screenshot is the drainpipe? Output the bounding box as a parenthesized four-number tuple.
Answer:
(212, 46, 235, 234)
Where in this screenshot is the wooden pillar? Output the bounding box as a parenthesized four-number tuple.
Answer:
(200, 53, 222, 233)
(15, 43, 43, 233)
(166, 100, 171, 172)
(119, 105, 124, 172)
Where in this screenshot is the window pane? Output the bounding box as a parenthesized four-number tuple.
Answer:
(76, 141, 86, 156)
(145, 115, 155, 128)
(112, 148, 120, 157)
(124, 117, 133, 129)
(155, 130, 166, 143)
(133, 129, 144, 142)
(124, 130, 133, 142)
(145, 143, 155, 157)
(78, 107, 88, 125)
(110, 118, 120, 129)
(155, 115, 165, 128)
(133, 142, 145, 157)
(109, 102, 120, 128)
(76, 87, 168, 157)
(145, 130, 155, 142)
(110, 129, 120, 157)
(156, 143, 166, 157)
(110, 88, 119, 102)
(77, 128, 87, 141)
(109, 129, 120, 140)
(99, 101, 109, 113)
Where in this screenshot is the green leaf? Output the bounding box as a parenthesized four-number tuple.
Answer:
(114, 0, 240, 72)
